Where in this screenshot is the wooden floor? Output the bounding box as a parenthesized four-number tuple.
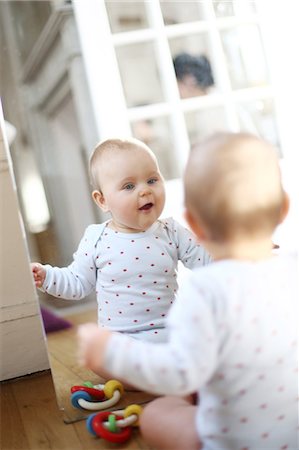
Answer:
(0, 309, 155, 450)
(46, 309, 156, 424)
(0, 371, 152, 450)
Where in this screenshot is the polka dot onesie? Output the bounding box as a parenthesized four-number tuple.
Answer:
(41, 218, 211, 342)
(104, 253, 298, 449)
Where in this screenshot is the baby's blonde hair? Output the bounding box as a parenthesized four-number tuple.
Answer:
(89, 137, 156, 191)
(184, 132, 284, 242)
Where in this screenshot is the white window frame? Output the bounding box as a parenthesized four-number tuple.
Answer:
(73, 0, 299, 169)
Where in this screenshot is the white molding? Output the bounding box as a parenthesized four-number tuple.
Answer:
(21, 6, 73, 82)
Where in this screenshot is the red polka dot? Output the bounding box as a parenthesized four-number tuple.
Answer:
(259, 403, 267, 409)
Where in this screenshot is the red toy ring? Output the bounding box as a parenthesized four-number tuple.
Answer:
(91, 411, 132, 443)
(70, 385, 105, 400)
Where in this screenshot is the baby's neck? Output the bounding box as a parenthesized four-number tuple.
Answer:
(207, 236, 274, 262)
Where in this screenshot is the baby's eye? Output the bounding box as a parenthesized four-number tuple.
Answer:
(123, 183, 135, 190)
(148, 178, 158, 185)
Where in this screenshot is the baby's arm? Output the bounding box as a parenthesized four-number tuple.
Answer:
(31, 263, 46, 288)
(78, 275, 218, 395)
(31, 225, 98, 300)
(173, 219, 212, 268)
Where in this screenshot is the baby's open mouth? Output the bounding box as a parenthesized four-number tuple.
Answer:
(139, 202, 153, 211)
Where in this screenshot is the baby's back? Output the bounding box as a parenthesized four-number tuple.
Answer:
(197, 253, 298, 449)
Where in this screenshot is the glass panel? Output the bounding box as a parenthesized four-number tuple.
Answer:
(160, 0, 205, 25)
(185, 107, 229, 147)
(214, 0, 257, 17)
(236, 99, 281, 154)
(221, 25, 269, 89)
(131, 116, 179, 180)
(115, 42, 164, 107)
(9, 1, 52, 64)
(105, 0, 149, 33)
(169, 34, 218, 98)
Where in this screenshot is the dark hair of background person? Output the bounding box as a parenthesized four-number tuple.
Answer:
(173, 53, 215, 89)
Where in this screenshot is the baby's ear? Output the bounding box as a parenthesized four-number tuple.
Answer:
(278, 191, 289, 224)
(184, 209, 207, 242)
(92, 190, 109, 213)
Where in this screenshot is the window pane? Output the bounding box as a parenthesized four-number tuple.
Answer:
(185, 108, 229, 146)
(131, 116, 179, 180)
(221, 25, 269, 89)
(236, 99, 281, 153)
(105, 0, 149, 33)
(160, 0, 205, 25)
(213, 0, 257, 17)
(115, 42, 164, 107)
(169, 34, 218, 98)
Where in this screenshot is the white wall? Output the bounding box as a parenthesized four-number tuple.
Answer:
(0, 114, 49, 381)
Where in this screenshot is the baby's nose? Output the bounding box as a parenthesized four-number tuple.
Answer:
(139, 185, 151, 196)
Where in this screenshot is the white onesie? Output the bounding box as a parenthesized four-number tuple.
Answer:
(103, 253, 298, 449)
(41, 218, 211, 342)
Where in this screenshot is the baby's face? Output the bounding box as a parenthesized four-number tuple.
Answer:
(97, 148, 165, 233)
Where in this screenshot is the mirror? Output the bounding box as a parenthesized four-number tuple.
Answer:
(1, 0, 298, 425)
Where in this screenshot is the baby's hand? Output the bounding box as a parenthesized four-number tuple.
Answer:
(77, 323, 111, 374)
(31, 263, 46, 288)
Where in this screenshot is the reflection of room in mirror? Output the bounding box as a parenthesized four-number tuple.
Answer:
(131, 115, 179, 180)
(221, 25, 269, 89)
(105, 0, 148, 33)
(184, 107, 229, 146)
(115, 42, 165, 107)
(236, 98, 281, 151)
(213, 0, 257, 18)
(160, 0, 205, 25)
(169, 33, 218, 98)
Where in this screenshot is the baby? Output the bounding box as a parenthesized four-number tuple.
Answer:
(78, 133, 298, 450)
(32, 137, 211, 344)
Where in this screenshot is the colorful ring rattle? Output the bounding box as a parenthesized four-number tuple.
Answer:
(86, 404, 143, 443)
(71, 379, 124, 411)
